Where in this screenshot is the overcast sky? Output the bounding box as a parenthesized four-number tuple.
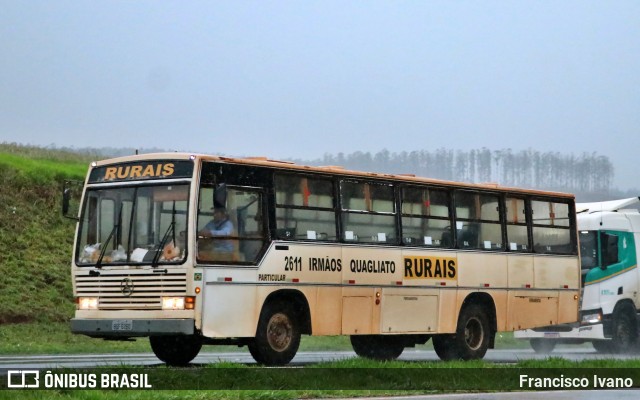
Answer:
(1, 1, 638, 189)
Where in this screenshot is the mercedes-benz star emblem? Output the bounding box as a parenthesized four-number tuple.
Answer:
(120, 278, 134, 297)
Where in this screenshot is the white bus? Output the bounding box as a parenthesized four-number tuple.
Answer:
(515, 197, 640, 354)
(63, 153, 580, 365)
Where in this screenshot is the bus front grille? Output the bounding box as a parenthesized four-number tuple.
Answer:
(74, 270, 187, 310)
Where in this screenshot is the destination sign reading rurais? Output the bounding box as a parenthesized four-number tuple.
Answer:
(404, 255, 457, 280)
(88, 160, 194, 183)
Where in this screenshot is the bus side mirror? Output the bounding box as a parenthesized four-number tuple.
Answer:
(62, 188, 71, 214)
(214, 183, 227, 209)
(62, 180, 81, 221)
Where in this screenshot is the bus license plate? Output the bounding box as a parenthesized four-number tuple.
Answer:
(112, 320, 133, 331)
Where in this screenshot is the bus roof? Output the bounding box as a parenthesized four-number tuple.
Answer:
(90, 152, 575, 199)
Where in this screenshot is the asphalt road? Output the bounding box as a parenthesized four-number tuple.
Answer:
(1, 347, 639, 370)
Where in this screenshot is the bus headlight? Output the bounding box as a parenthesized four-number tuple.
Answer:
(162, 297, 185, 310)
(162, 296, 195, 310)
(78, 297, 98, 310)
(581, 309, 603, 325)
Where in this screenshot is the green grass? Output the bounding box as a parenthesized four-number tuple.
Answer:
(2, 358, 640, 399)
(0, 165, 78, 324)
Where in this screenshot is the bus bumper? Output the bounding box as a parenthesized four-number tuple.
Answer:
(70, 318, 195, 337)
(514, 323, 606, 341)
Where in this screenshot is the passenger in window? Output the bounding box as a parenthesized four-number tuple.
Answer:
(198, 206, 234, 253)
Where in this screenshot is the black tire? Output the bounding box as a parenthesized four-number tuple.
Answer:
(149, 335, 202, 366)
(432, 334, 459, 361)
(529, 338, 556, 354)
(248, 301, 301, 365)
(350, 335, 404, 361)
(610, 305, 639, 354)
(592, 340, 614, 353)
(434, 304, 491, 361)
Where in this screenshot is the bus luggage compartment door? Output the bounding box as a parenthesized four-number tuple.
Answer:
(342, 288, 380, 335)
(508, 290, 559, 330)
(381, 293, 438, 333)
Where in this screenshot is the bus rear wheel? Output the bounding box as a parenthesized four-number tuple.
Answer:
(248, 301, 301, 365)
(350, 335, 404, 361)
(150, 335, 202, 366)
(434, 304, 491, 361)
(432, 334, 459, 360)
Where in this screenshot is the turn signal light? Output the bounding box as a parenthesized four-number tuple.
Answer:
(185, 296, 195, 310)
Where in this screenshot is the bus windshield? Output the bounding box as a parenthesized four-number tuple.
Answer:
(76, 183, 189, 266)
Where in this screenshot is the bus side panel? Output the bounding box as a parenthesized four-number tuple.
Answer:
(507, 290, 559, 330)
(457, 253, 507, 288)
(534, 256, 580, 290)
(201, 282, 258, 338)
(507, 254, 534, 289)
(312, 287, 343, 335)
(438, 289, 459, 333)
(557, 290, 580, 324)
(491, 290, 509, 332)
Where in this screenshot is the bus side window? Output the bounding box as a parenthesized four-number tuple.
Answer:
(340, 181, 396, 244)
(274, 174, 337, 241)
(531, 200, 573, 254)
(197, 186, 266, 264)
(401, 187, 451, 248)
(454, 191, 502, 250)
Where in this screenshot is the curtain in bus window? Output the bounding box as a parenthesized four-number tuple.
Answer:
(531, 200, 572, 254)
(401, 187, 451, 247)
(505, 197, 529, 251)
(454, 191, 502, 250)
(274, 174, 337, 241)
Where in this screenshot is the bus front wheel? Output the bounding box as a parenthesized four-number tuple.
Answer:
(248, 301, 301, 365)
(350, 335, 404, 361)
(149, 335, 202, 366)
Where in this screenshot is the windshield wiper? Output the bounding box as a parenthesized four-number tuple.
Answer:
(96, 205, 122, 268)
(95, 224, 117, 269)
(152, 221, 175, 268)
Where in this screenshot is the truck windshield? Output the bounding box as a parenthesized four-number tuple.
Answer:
(76, 183, 189, 266)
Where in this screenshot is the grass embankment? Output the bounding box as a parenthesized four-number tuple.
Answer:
(0, 143, 91, 325)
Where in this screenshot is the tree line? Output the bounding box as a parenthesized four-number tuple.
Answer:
(3, 142, 617, 198)
(298, 148, 614, 194)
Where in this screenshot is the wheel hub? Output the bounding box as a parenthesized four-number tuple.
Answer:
(464, 316, 484, 350)
(267, 313, 293, 352)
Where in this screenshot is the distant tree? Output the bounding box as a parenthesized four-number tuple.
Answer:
(297, 146, 614, 196)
